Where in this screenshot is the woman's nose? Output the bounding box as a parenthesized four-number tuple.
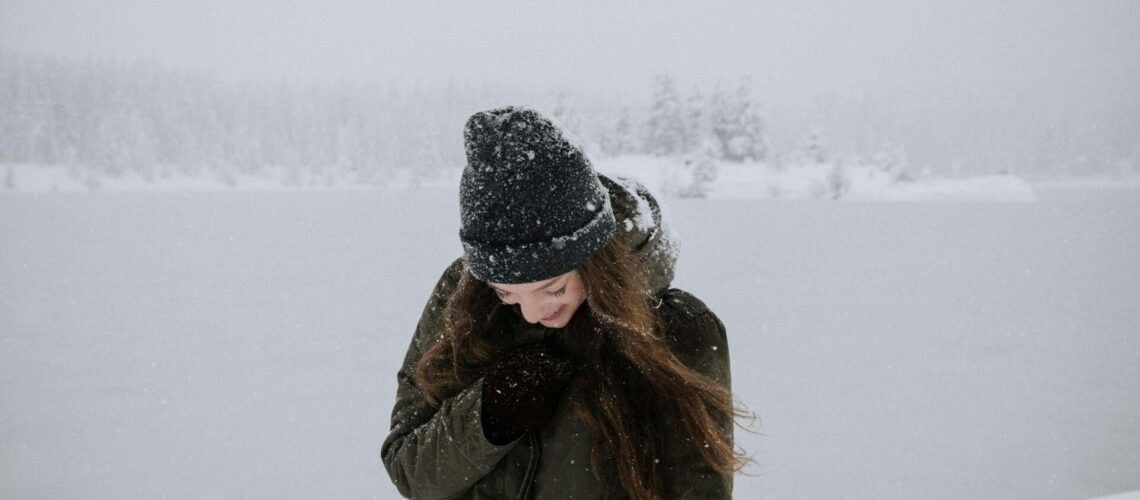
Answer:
(519, 300, 552, 324)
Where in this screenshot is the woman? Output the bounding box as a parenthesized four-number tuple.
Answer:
(382, 107, 746, 499)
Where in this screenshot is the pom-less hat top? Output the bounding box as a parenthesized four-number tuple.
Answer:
(460, 106, 616, 284)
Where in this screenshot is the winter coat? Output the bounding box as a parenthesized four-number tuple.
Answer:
(381, 175, 733, 499)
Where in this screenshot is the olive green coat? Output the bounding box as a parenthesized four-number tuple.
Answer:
(381, 176, 733, 499)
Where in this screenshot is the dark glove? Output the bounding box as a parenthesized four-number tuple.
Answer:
(480, 338, 576, 445)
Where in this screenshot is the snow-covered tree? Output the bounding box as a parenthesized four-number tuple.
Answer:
(599, 107, 638, 157)
(872, 142, 912, 181)
(92, 108, 158, 178)
(411, 118, 445, 177)
(676, 153, 718, 198)
(644, 75, 695, 156)
(707, 82, 768, 162)
(799, 129, 829, 164)
(826, 161, 850, 199)
(683, 87, 707, 153)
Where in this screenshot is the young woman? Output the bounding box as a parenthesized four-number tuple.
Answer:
(382, 107, 746, 499)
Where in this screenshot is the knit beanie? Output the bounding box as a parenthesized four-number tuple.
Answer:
(460, 106, 616, 284)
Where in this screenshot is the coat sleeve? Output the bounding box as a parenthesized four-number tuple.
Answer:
(659, 309, 734, 499)
(381, 259, 520, 499)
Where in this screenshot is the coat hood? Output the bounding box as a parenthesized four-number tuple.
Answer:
(599, 174, 678, 296)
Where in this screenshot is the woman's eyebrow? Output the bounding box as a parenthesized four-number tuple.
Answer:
(533, 278, 564, 292)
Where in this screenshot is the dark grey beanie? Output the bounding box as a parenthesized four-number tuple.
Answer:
(460, 106, 616, 284)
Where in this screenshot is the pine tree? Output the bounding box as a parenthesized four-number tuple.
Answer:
(411, 118, 444, 182)
(827, 161, 850, 199)
(708, 81, 767, 162)
(677, 153, 717, 198)
(872, 142, 911, 181)
(644, 75, 691, 156)
(800, 129, 829, 164)
(682, 87, 707, 155)
(600, 107, 637, 156)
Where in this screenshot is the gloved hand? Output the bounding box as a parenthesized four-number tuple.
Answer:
(480, 338, 576, 445)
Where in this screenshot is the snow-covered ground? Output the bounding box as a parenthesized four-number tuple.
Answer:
(0, 157, 1050, 202)
(1090, 491, 1140, 500)
(596, 156, 1041, 202)
(1, 187, 1138, 499)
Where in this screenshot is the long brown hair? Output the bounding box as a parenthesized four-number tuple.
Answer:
(415, 236, 748, 498)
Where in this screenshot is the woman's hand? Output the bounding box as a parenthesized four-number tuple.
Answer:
(480, 338, 576, 445)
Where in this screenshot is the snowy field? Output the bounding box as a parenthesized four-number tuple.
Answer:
(2, 158, 1047, 203)
(1, 187, 1138, 499)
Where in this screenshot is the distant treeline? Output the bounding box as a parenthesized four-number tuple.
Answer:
(0, 54, 779, 184)
(1, 54, 471, 184)
(1, 53, 1136, 184)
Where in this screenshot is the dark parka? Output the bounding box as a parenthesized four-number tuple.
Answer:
(382, 176, 733, 499)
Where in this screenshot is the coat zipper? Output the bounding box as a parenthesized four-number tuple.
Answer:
(516, 431, 542, 500)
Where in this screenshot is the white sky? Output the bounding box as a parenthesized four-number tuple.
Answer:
(3, 0, 1138, 173)
(3, 0, 1137, 103)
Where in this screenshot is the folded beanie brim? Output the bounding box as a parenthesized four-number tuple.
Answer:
(462, 192, 615, 284)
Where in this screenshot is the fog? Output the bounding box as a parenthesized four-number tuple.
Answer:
(3, 0, 1138, 175)
(4, 1, 1137, 98)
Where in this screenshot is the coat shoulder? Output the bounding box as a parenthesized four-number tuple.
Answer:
(654, 288, 728, 363)
(656, 288, 716, 328)
(440, 257, 467, 292)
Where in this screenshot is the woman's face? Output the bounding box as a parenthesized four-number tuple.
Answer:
(488, 270, 587, 329)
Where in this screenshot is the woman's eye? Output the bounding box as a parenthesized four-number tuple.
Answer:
(493, 290, 509, 300)
(548, 287, 566, 297)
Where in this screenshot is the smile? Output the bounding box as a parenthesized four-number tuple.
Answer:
(541, 305, 565, 321)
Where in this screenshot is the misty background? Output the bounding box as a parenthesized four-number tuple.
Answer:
(2, 0, 1138, 185)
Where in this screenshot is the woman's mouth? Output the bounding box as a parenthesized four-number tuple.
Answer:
(541, 305, 565, 321)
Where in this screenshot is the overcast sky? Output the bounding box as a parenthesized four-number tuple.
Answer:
(3, 0, 1138, 103)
